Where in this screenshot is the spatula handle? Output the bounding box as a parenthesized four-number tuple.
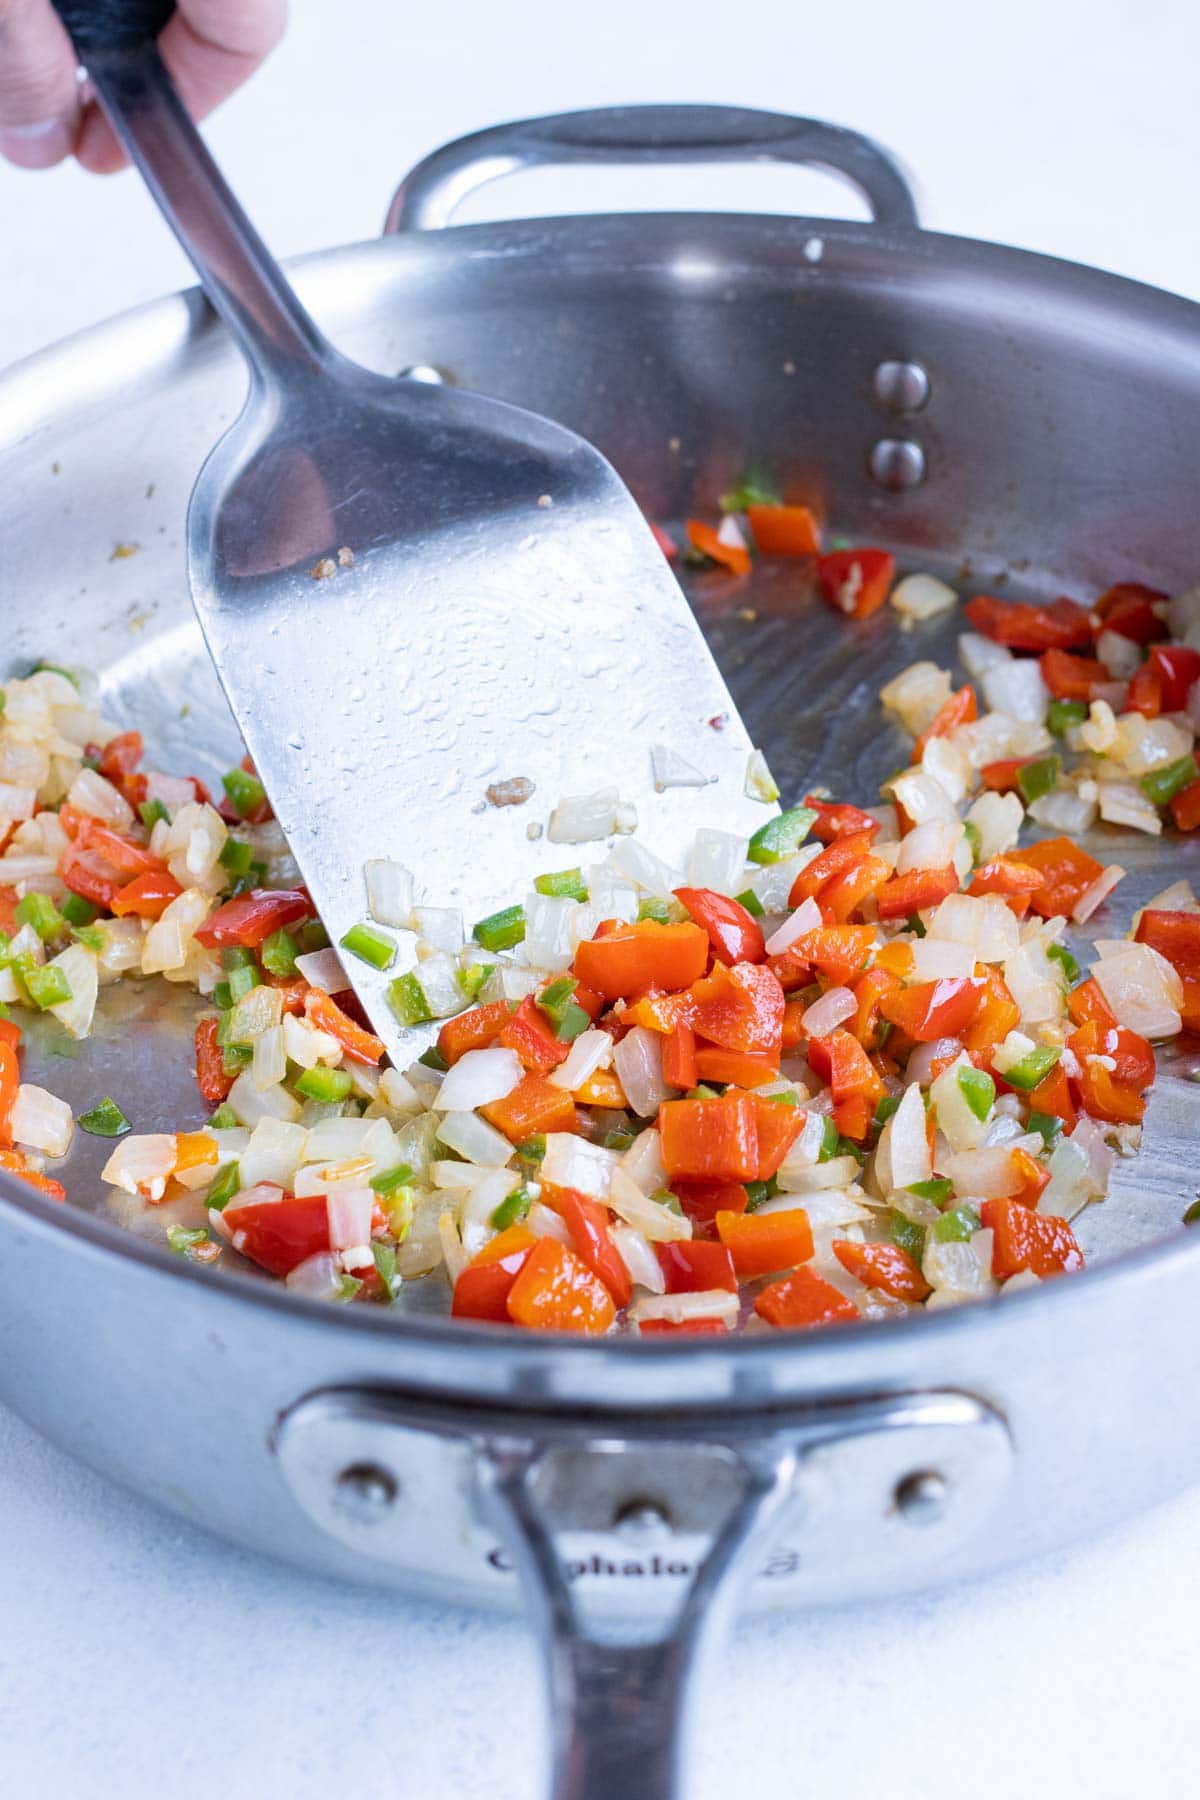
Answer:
(50, 1, 332, 388)
(51, 0, 174, 51)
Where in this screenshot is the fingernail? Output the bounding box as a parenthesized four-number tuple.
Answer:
(0, 118, 76, 169)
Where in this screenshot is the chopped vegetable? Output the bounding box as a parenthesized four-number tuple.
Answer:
(78, 1097, 131, 1137)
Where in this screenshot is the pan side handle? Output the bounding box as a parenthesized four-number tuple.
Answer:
(476, 1435, 796, 1800)
(384, 105, 919, 234)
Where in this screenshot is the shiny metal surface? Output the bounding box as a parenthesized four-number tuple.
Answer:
(76, 57, 765, 1070)
(1, 98, 1199, 1800)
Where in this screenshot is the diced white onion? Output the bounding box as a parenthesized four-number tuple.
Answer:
(880, 662, 952, 736)
(1092, 942, 1183, 1038)
(66, 766, 134, 828)
(897, 819, 964, 874)
(981, 658, 1049, 724)
(801, 986, 856, 1038)
(611, 1223, 665, 1294)
(284, 1252, 344, 1301)
(632, 1289, 737, 1326)
(1095, 629, 1143, 678)
(964, 791, 1024, 860)
(611, 1026, 669, 1116)
(541, 1133, 618, 1199)
(434, 1047, 523, 1112)
(364, 859, 415, 928)
(239, 1117, 309, 1188)
(958, 632, 1012, 679)
(876, 1082, 931, 1192)
(46, 942, 99, 1039)
(551, 1027, 616, 1093)
(764, 896, 822, 956)
(100, 1130, 175, 1197)
(686, 828, 749, 896)
(227, 1068, 301, 1127)
(548, 787, 627, 844)
(434, 1110, 514, 1167)
(891, 572, 957, 621)
(1072, 864, 1125, 924)
(607, 1166, 692, 1240)
(325, 1186, 375, 1251)
(651, 744, 709, 791)
(295, 948, 348, 993)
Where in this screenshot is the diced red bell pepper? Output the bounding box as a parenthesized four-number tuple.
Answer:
(1008, 1145, 1051, 1209)
(879, 976, 984, 1043)
(1171, 777, 1200, 832)
(912, 685, 977, 761)
(661, 1021, 697, 1089)
(481, 1072, 577, 1143)
(805, 1029, 887, 1108)
(452, 1228, 536, 1321)
(981, 1198, 1083, 1279)
(850, 966, 901, 1050)
(0, 1018, 21, 1050)
(1074, 1062, 1145, 1125)
(110, 867, 184, 920)
(979, 758, 1031, 795)
(817, 547, 895, 619)
(194, 1015, 233, 1104)
(505, 1237, 616, 1333)
(673, 887, 765, 964)
(832, 1238, 930, 1301)
(686, 518, 751, 576)
(874, 865, 960, 921)
(684, 959, 785, 1056)
(751, 1095, 805, 1178)
(639, 1317, 730, 1336)
(770, 925, 876, 989)
(658, 1094, 759, 1182)
(223, 1190, 330, 1278)
(558, 1188, 632, 1308)
(802, 796, 881, 843)
(655, 1239, 738, 1294)
(755, 1264, 859, 1328)
(98, 729, 144, 786)
(437, 1000, 511, 1065)
(1093, 582, 1169, 644)
(0, 885, 19, 935)
(1010, 837, 1104, 920)
(789, 829, 877, 904)
(965, 594, 1094, 651)
(1148, 644, 1200, 712)
(0, 1146, 65, 1202)
(961, 968, 1021, 1053)
(1038, 647, 1109, 701)
(59, 846, 122, 909)
(782, 996, 807, 1051)
(1135, 909, 1200, 981)
(1068, 1020, 1156, 1091)
(968, 858, 1047, 912)
(574, 919, 709, 1002)
(1067, 977, 1118, 1030)
(1126, 662, 1163, 719)
(672, 1179, 748, 1230)
(1027, 1061, 1077, 1131)
(745, 503, 820, 557)
(194, 887, 312, 949)
(693, 1046, 780, 1088)
(0, 1041, 18, 1149)
(499, 993, 571, 1075)
(303, 988, 385, 1065)
(716, 1206, 813, 1277)
(575, 1067, 627, 1108)
(1178, 977, 1200, 1033)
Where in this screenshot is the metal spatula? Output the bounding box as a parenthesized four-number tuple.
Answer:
(55, 3, 766, 1062)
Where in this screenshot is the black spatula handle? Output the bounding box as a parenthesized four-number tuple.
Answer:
(51, 1, 175, 54)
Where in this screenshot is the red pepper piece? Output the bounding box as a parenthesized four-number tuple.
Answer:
(110, 867, 184, 920)
(499, 993, 571, 1075)
(672, 1179, 748, 1231)
(1093, 581, 1169, 644)
(874, 865, 960, 921)
(436, 1000, 511, 1065)
(223, 1190, 330, 1277)
(1126, 662, 1163, 719)
(965, 594, 1094, 651)
(673, 887, 765, 965)
(879, 976, 984, 1043)
(684, 959, 785, 1056)
(788, 829, 877, 906)
(574, 920, 709, 1002)
(195, 888, 312, 949)
(832, 1238, 930, 1301)
(658, 1093, 760, 1182)
(481, 1073, 577, 1143)
(661, 1021, 697, 1090)
(805, 1030, 887, 1108)
(558, 1188, 632, 1309)
(745, 503, 820, 557)
(1039, 648, 1109, 700)
(817, 547, 895, 619)
(655, 1239, 738, 1294)
(1149, 644, 1200, 711)
(1010, 837, 1105, 920)
(0, 1146, 65, 1202)
(716, 1206, 813, 1277)
(638, 1317, 730, 1337)
(1135, 909, 1200, 981)
(303, 988, 385, 1065)
(686, 518, 750, 576)
(912, 685, 977, 761)
(981, 1199, 1083, 1279)
(755, 1264, 859, 1328)
(505, 1237, 616, 1333)
(194, 1015, 233, 1104)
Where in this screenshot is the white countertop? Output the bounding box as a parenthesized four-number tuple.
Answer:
(2, 2, 1198, 1794)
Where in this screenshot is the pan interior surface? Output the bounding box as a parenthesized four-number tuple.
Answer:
(2, 212, 1197, 1319)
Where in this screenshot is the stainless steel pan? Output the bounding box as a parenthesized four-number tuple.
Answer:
(1, 106, 1197, 1800)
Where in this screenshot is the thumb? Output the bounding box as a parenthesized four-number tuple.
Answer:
(0, 0, 80, 168)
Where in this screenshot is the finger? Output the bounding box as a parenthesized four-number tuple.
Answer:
(0, 0, 80, 168)
(76, 0, 288, 175)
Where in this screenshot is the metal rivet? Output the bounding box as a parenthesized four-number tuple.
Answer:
(894, 1469, 948, 1524)
(872, 360, 930, 413)
(869, 437, 926, 491)
(614, 1497, 672, 1538)
(397, 363, 446, 385)
(334, 1461, 399, 1521)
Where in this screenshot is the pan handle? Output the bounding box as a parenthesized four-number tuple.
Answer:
(385, 104, 918, 234)
(476, 1435, 797, 1800)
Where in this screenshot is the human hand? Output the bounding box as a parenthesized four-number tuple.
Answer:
(0, 0, 287, 171)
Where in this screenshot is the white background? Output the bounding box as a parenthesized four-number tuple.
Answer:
(2, 1, 1199, 1794)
